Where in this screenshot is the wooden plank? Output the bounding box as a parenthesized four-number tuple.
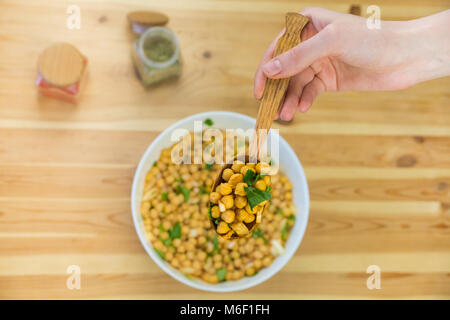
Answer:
(1, 129, 450, 168)
(0, 272, 448, 299)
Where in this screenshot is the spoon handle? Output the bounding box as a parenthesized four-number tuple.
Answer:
(251, 13, 309, 159)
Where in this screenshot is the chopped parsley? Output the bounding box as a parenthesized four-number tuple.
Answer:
(200, 185, 209, 194)
(252, 228, 268, 243)
(161, 192, 168, 201)
(203, 118, 214, 126)
(154, 249, 165, 259)
(216, 268, 227, 282)
(176, 185, 190, 203)
(281, 224, 288, 240)
(205, 162, 214, 171)
(212, 236, 219, 254)
(243, 169, 256, 186)
(245, 186, 272, 210)
(169, 222, 182, 239)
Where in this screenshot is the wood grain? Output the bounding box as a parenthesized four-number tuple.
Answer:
(0, 0, 449, 299)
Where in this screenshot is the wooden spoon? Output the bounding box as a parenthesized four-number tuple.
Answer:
(209, 13, 309, 239)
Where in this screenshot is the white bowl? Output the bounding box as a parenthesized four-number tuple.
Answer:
(131, 111, 309, 292)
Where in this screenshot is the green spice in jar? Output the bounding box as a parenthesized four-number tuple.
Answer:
(143, 36, 175, 62)
(131, 27, 182, 86)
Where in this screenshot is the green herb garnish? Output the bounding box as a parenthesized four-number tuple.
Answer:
(176, 185, 190, 203)
(152, 161, 157, 167)
(200, 185, 209, 194)
(216, 268, 226, 282)
(161, 192, 168, 201)
(213, 236, 219, 254)
(208, 206, 212, 219)
(252, 228, 268, 243)
(205, 162, 214, 171)
(159, 236, 172, 246)
(169, 222, 182, 239)
(281, 224, 288, 240)
(204, 118, 214, 126)
(158, 223, 165, 232)
(275, 208, 283, 215)
(245, 186, 272, 210)
(154, 249, 165, 260)
(243, 169, 256, 185)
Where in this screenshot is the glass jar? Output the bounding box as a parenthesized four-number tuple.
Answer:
(36, 43, 88, 103)
(131, 26, 182, 86)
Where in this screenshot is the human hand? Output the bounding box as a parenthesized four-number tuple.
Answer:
(254, 7, 450, 121)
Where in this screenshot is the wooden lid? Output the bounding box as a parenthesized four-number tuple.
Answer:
(38, 43, 84, 87)
(127, 10, 169, 27)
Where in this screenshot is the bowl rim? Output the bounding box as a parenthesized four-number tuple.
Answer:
(131, 111, 309, 292)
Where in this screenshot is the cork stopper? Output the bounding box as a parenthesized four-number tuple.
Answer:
(38, 43, 85, 87)
(127, 11, 169, 27)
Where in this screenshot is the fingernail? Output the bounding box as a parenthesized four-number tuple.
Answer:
(262, 60, 281, 76)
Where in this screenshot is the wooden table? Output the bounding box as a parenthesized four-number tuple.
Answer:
(0, 0, 449, 299)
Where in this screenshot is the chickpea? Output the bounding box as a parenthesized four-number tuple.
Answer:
(233, 258, 242, 268)
(222, 168, 234, 181)
(221, 195, 234, 209)
(231, 160, 245, 173)
(172, 238, 181, 248)
(232, 270, 242, 280)
(245, 204, 257, 214)
(217, 221, 230, 234)
(221, 210, 235, 224)
(255, 179, 267, 191)
(285, 192, 293, 200)
(219, 183, 232, 195)
(240, 166, 255, 176)
(198, 236, 207, 245)
(243, 212, 255, 223)
(228, 173, 243, 186)
(263, 175, 271, 187)
(165, 251, 174, 261)
(235, 196, 247, 209)
(197, 251, 207, 261)
(262, 256, 272, 267)
(141, 201, 150, 215)
(255, 162, 270, 174)
(210, 192, 221, 204)
(254, 259, 263, 269)
(230, 222, 249, 236)
(245, 267, 256, 276)
(234, 182, 248, 196)
(211, 205, 220, 218)
(160, 232, 169, 240)
(171, 258, 180, 268)
(253, 250, 263, 259)
(246, 162, 256, 169)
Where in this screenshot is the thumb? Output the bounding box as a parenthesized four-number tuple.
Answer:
(262, 25, 336, 79)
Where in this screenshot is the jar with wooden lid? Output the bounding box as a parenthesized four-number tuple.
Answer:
(36, 43, 88, 103)
(131, 27, 182, 86)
